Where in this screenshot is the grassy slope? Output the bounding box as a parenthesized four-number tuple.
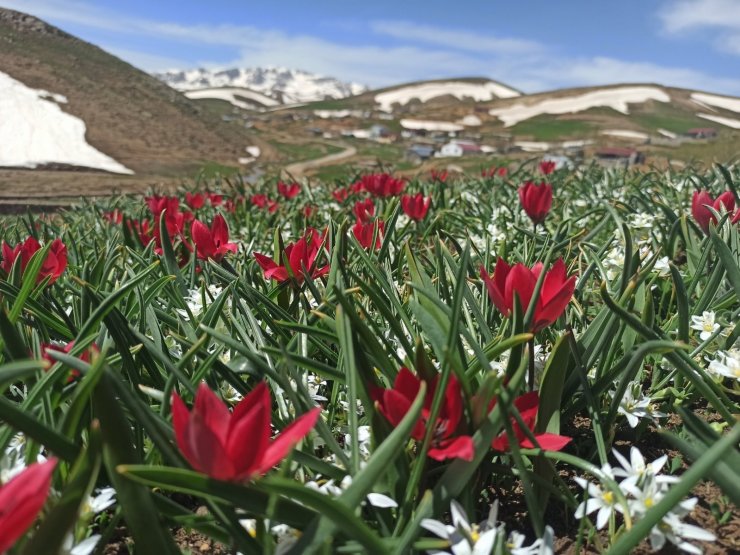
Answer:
(0, 9, 271, 176)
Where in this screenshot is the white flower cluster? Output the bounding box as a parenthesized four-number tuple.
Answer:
(707, 348, 740, 382)
(610, 382, 666, 428)
(575, 447, 715, 554)
(421, 500, 554, 555)
(177, 284, 227, 320)
(690, 311, 720, 342)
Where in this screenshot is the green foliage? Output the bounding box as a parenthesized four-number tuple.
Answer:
(0, 161, 738, 554)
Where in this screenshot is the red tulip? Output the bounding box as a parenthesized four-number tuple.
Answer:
(332, 187, 349, 203)
(102, 209, 123, 225)
(352, 199, 375, 223)
(539, 160, 557, 175)
(482, 167, 507, 178)
(128, 219, 154, 247)
(352, 220, 384, 250)
(146, 195, 192, 238)
(0, 458, 57, 553)
(251, 194, 279, 213)
(277, 181, 301, 199)
(209, 193, 224, 206)
(224, 196, 242, 214)
(185, 192, 206, 210)
(430, 169, 448, 183)
(1, 237, 38, 275)
(251, 194, 268, 209)
(1, 237, 67, 285)
(303, 204, 317, 218)
(480, 258, 575, 332)
(254, 228, 329, 284)
(353, 173, 405, 197)
(372, 368, 474, 461)
(146, 195, 179, 218)
(173, 382, 320, 482)
(190, 215, 237, 261)
(41, 341, 98, 381)
(518, 181, 552, 225)
(490, 392, 571, 452)
(692, 190, 736, 234)
(401, 193, 432, 221)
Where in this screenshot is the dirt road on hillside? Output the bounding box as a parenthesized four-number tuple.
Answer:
(282, 145, 357, 178)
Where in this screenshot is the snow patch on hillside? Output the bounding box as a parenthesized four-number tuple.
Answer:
(314, 109, 366, 119)
(515, 141, 551, 152)
(697, 113, 740, 129)
(458, 114, 482, 126)
(490, 86, 670, 127)
(156, 67, 366, 104)
(400, 119, 464, 132)
(0, 71, 133, 174)
(376, 81, 520, 112)
(601, 129, 649, 141)
(691, 93, 740, 114)
(184, 87, 279, 109)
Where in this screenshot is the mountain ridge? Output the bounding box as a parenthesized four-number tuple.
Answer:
(0, 6, 270, 179)
(154, 67, 367, 104)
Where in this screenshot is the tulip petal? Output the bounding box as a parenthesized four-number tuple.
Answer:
(172, 392, 198, 465)
(0, 458, 57, 554)
(186, 409, 235, 480)
(258, 407, 321, 475)
(226, 394, 271, 479)
(480, 265, 508, 316)
(193, 383, 231, 444)
(191, 219, 215, 259)
(211, 214, 229, 247)
(441, 374, 464, 433)
(379, 389, 424, 438)
(429, 435, 475, 461)
(534, 275, 576, 332)
(520, 433, 572, 452)
(504, 263, 536, 315)
(394, 367, 422, 403)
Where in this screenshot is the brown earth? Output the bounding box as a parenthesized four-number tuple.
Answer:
(0, 8, 276, 183)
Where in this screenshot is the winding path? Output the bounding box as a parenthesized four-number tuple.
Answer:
(282, 144, 356, 177)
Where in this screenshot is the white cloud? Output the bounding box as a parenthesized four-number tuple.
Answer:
(659, 0, 740, 33)
(6, 0, 740, 95)
(369, 20, 542, 54)
(659, 0, 740, 57)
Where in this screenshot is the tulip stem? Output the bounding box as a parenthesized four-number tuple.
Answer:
(528, 338, 535, 391)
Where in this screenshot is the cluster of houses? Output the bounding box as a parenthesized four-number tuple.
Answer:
(215, 99, 721, 170)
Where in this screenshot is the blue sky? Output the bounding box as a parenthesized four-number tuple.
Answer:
(6, 0, 740, 94)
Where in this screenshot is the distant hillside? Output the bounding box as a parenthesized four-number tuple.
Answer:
(154, 67, 367, 105)
(289, 79, 740, 144)
(0, 8, 269, 177)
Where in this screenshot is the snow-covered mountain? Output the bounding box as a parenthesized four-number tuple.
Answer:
(154, 67, 367, 104)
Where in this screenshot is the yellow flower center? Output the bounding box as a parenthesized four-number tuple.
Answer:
(602, 491, 614, 504)
(645, 497, 654, 508)
(471, 525, 480, 543)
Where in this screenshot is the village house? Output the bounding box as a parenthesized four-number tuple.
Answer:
(685, 128, 718, 139)
(594, 147, 645, 168)
(437, 140, 482, 157)
(405, 144, 436, 164)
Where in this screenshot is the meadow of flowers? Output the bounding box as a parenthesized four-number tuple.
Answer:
(0, 161, 738, 554)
